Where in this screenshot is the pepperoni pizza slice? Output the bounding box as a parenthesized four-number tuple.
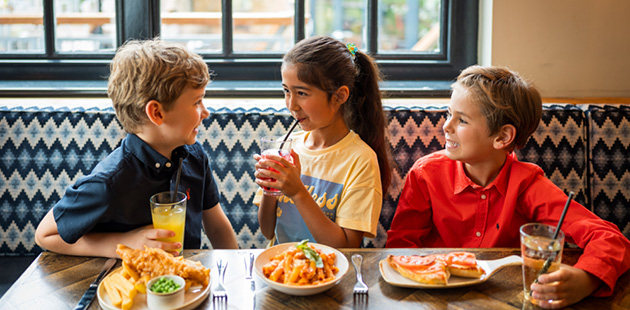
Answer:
(444, 251, 485, 278)
(387, 254, 450, 285)
(387, 252, 485, 285)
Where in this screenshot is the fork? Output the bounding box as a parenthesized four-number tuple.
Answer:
(213, 258, 228, 307)
(352, 254, 368, 295)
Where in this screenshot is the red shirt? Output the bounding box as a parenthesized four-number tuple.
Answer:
(387, 151, 630, 296)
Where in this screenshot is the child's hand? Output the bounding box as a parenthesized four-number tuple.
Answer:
(124, 225, 182, 256)
(254, 149, 304, 197)
(253, 153, 279, 192)
(530, 264, 601, 309)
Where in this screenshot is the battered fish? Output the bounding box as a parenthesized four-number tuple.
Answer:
(116, 244, 210, 287)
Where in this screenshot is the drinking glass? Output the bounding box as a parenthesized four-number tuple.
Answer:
(150, 191, 187, 255)
(520, 223, 564, 306)
(259, 136, 293, 196)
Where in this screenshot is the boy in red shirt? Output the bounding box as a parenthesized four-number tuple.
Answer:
(386, 65, 630, 308)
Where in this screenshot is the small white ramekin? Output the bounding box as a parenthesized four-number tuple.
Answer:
(146, 275, 186, 310)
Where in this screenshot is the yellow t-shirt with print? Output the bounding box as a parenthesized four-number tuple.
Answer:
(254, 130, 382, 244)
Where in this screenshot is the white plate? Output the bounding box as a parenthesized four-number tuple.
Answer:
(97, 267, 211, 310)
(254, 242, 349, 296)
(379, 255, 522, 289)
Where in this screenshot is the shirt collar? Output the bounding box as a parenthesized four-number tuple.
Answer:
(453, 162, 471, 194)
(125, 133, 189, 173)
(491, 152, 514, 196)
(453, 152, 514, 196)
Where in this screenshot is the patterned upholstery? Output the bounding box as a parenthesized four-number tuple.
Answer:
(588, 105, 630, 238)
(0, 109, 124, 255)
(515, 104, 589, 208)
(200, 108, 296, 249)
(0, 104, 626, 256)
(381, 106, 449, 248)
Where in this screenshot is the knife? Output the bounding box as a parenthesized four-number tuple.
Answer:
(74, 258, 117, 310)
(246, 253, 255, 309)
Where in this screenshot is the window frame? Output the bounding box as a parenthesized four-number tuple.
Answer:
(0, 0, 478, 98)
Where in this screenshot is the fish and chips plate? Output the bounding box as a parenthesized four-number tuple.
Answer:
(97, 245, 211, 310)
(97, 267, 210, 310)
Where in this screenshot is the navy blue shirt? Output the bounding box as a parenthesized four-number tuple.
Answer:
(53, 133, 220, 249)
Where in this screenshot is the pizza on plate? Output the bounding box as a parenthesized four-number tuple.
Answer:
(387, 252, 485, 285)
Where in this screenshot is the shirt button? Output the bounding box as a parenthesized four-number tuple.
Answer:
(155, 163, 161, 168)
(165, 162, 172, 168)
(481, 194, 487, 199)
(476, 231, 481, 237)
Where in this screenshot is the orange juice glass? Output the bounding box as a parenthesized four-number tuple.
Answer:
(150, 191, 187, 255)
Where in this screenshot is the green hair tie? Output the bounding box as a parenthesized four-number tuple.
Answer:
(346, 42, 357, 57)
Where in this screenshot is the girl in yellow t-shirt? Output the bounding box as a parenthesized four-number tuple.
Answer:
(253, 36, 391, 248)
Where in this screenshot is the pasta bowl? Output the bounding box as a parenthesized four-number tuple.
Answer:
(254, 242, 349, 296)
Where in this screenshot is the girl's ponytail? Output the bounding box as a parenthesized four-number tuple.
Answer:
(344, 51, 392, 193)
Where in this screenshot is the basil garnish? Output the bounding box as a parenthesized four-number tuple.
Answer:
(296, 239, 324, 268)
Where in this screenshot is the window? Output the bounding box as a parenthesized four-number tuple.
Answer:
(0, 0, 477, 97)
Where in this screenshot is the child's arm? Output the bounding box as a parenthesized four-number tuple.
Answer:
(386, 162, 434, 248)
(529, 264, 602, 309)
(257, 194, 279, 240)
(256, 150, 364, 248)
(202, 203, 239, 249)
(35, 209, 181, 257)
(526, 178, 630, 305)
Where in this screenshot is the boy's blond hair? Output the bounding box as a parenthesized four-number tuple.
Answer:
(454, 65, 542, 151)
(107, 38, 210, 133)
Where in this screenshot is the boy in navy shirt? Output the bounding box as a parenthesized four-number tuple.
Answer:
(35, 38, 238, 257)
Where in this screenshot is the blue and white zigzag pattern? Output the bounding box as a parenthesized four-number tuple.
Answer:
(1, 104, 627, 256)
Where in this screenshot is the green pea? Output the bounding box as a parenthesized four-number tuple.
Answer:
(150, 277, 181, 293)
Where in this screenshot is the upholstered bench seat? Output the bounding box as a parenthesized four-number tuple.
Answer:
(0, 103, 628, 256)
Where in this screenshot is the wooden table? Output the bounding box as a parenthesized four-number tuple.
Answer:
(1, 248, 628, 309)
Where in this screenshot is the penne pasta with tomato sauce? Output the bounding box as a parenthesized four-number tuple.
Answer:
(262, 242, 339, 286)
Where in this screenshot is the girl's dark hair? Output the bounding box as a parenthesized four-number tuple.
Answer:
(283, 36, 392, 193)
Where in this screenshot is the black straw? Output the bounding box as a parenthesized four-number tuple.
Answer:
(552, 191, 573, 239)
(531, 191, 574, 289)
(172, 157, 183, 203)
(279, 119, 299, 151)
